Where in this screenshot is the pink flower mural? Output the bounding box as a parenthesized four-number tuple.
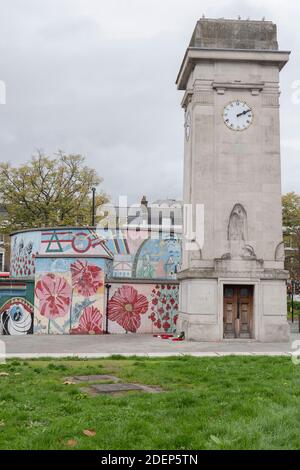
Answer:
(70, 260, 103, 297)
(70, 306, 103, 335)
(108, 285, 148, 332)
(35, 273, 72, 319)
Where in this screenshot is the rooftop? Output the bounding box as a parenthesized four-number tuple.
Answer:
(189, 18, 278, 51)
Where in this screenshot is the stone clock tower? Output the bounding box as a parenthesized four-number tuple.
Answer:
(176, 18, 290, 342)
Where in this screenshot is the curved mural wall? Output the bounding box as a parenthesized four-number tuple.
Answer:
(7, 227, 182, 335)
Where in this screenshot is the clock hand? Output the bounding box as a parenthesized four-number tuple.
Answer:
(236, 109, 251, 118)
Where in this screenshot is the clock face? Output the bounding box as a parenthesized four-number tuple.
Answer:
(223, 100, 253, 131)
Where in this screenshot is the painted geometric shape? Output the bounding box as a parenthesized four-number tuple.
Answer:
(46, 232, 63, 253)
(71, 232, 92, 253)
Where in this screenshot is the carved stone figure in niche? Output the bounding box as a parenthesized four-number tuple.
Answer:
(226, 204, 256, 259)
(228, 204, 247, 241)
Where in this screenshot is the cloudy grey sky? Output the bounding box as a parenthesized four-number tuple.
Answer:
(0, 0, 299, 204)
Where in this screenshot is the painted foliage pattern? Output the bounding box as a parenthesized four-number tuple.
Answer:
(10, 233, 40, 278)
(149, 284, 179, 332)
(108, 283, 179, 334)
(34, 258, 105, 335)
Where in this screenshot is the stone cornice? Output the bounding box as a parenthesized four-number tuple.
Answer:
(176, 48, 290, 90)
(177, 267, 289, 280)
(181, 80, 269, 107)
(212, 81, 264, 95)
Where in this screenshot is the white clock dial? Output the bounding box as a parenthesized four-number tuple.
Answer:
(223, 100, 253, 131)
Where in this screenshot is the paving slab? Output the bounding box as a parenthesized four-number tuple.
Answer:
(0, 333, 299, 358)
(251, 352, 291, 356)
(90, 383, 145, 393)
(182, 352, 219, 357)
(147, 352, 183, 358)
(70, 374, 119, 383)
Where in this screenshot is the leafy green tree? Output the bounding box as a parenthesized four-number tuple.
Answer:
(282, 192, 300, 279)
(0, 151, 108, 233)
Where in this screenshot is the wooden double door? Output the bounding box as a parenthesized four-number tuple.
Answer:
(223, 285, 253, 339)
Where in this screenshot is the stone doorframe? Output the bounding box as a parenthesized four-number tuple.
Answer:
(217, 278, 261, 340)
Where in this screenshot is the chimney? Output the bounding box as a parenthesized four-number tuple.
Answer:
(141, 195, 148, 207)
(140, 195, 151, 229)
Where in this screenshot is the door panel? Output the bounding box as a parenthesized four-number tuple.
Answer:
(223, 287, 238, 339)
(224, 302, 235, 338)
(223, 285, 253, 339)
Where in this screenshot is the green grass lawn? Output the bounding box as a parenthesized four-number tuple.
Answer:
(0, 356, 299, 450)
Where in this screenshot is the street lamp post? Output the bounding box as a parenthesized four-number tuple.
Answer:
(91, 187, 96, 226)
(105, 282, 112, 334)
(291, 279, 294, 323)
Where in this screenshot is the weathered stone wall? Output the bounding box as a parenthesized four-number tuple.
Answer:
(189, 18, 278, 50)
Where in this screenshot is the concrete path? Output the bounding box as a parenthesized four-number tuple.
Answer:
(1, 333, 300, 358)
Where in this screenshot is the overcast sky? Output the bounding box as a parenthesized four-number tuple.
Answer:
(0, 0, 299, 204)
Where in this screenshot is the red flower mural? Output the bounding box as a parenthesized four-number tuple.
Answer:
(70, 306, 103, 335)
(70, 260, 103, 297)
(35, 273, 72, 319)
(149, 284, 179, 333)
(108, 285, 148, 332)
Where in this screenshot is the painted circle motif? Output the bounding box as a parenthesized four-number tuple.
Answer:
(0, 299, 33, 335)
(71, 233, 92, 253)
